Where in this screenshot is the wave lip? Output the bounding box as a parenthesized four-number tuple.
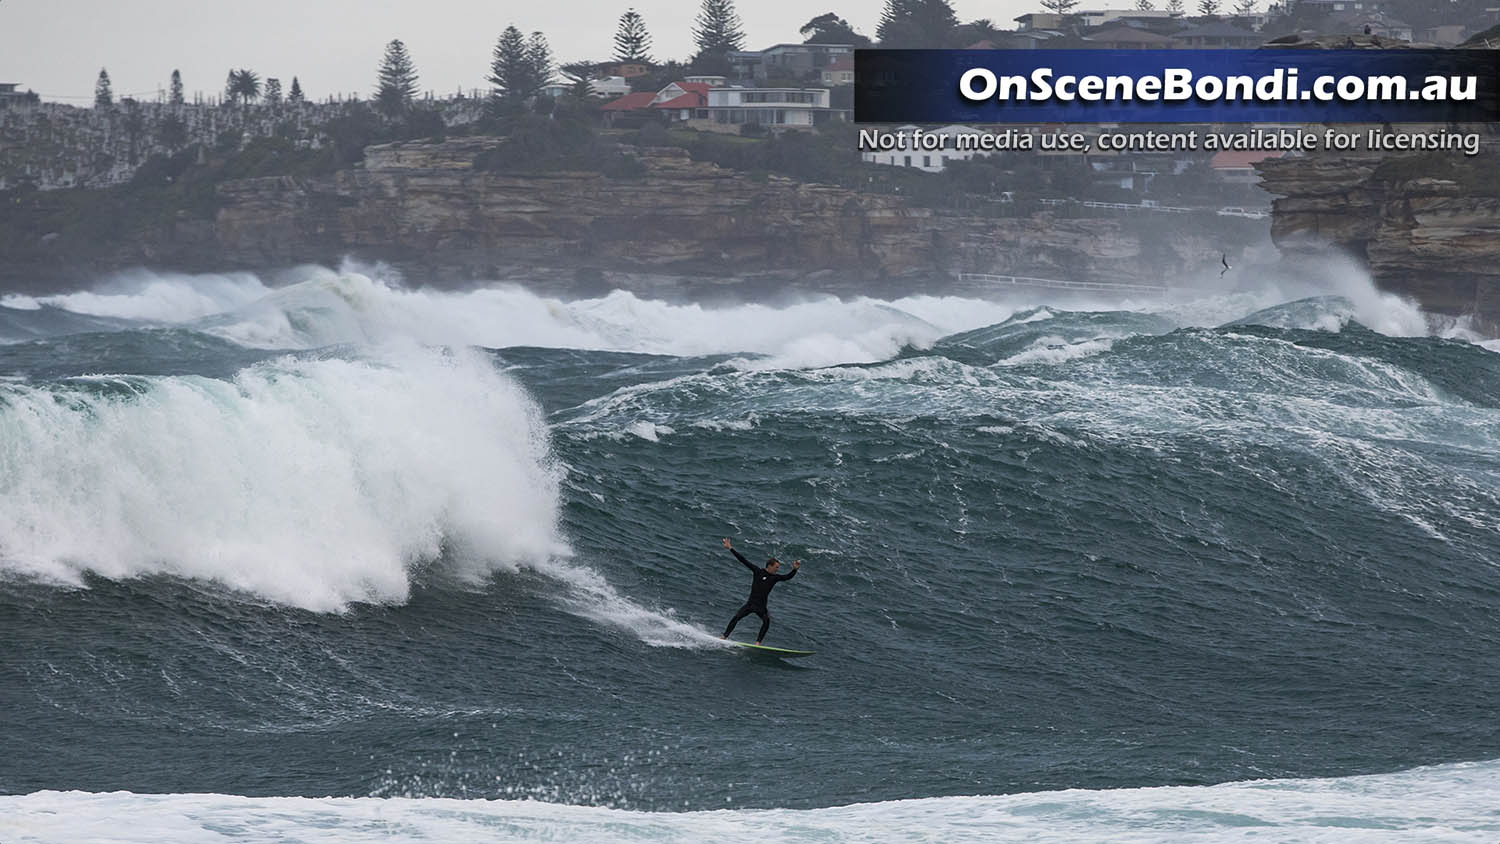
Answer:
(0, 346, 565, 611)
(4, 759, 1498, 842)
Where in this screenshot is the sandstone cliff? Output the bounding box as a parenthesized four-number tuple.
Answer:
(2, 137, 1248, 298)
(1257, 136, 1500, 325)
(203, 138, 1227, 298)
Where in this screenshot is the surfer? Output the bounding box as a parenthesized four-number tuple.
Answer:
(720, 537, 800, 645)
(1220, 253, 1231, 277)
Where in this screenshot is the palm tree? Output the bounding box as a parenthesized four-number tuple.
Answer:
(956, 17, 1002, 45)
(224, 68, 262, 108)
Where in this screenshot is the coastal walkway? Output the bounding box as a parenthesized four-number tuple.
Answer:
(955, 273, 1170, 296)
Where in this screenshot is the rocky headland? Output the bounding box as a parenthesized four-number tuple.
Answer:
(3, 137, 1243, 299)
(1257, 134, 1500, 328)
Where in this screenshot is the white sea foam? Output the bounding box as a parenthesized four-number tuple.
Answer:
(625, 421, 675, 442)
(0, 345, 563, 611)
(12, 263, 1026, 367)
(542, 559, 723, 649)
(1158, 253, 1430, 337)
(999, 335, 1117, 366)
(4, 759, 1498, 842)
(0, 294, 43, 310)
(13, 254, 1486, 368)
(17, 269, 275, 322)
(0, 342, 727, 641)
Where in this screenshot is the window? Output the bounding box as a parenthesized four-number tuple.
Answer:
(904, 155, 911, 166)
(738, 91, 818, 105)
(923, 155, 931, 167)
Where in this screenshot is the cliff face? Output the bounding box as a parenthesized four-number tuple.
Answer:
(1257, 141, 1500, 324)
(1, 137, 1241, 297)
(201, 138, 1222, 297)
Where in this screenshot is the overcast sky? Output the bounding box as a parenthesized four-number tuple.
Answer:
(0, 0, 1047, 104)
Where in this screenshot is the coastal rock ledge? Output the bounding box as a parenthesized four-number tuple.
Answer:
(205, 137, 1219, 298)
(1257, 139, 1500, 328)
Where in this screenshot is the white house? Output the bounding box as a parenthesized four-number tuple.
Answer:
(860, 125, 997, 173)
(540, 76, 636, 100)
(1077, 8, 1182, 27)
(1295, 0, 1377, 11)
(705, 87, 835, 129)
(589, 76, 633, 98)
(1014, 13, 1069, 30)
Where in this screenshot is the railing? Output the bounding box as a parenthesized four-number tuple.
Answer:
(1039, 198, 1194, 213)
(956, 273, 1169, 294)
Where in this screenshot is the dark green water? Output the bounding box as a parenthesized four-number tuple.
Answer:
(3, 275, 1500, 834)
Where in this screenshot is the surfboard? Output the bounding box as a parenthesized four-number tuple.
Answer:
(729, 642, 815, 658)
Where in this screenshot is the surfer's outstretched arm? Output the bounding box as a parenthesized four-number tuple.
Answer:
(775, 560, 802, 581)
(723, 538, 757, 571)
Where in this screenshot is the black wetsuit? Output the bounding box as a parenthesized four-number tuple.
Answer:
(722, 548, 797, 642)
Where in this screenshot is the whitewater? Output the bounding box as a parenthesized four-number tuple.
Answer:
(5, 759, 1500, 842)
(4, 261, 1500, 840)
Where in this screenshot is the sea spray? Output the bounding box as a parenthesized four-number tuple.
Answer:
(6, 268, 275, 322)
(0, 345, 565, 610)
(6, 758, 1500, 843)
(0, 257, 1471, 367)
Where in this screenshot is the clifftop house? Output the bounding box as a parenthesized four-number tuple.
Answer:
(1294, 0, 1379, 12)
(600, 79, 841, 132)
(728, 43, 855, 83)
(0, 83, 37, 109)
(1170, 21, 1263, 47)
(1083, 26, 1179, 48)
(1014, 13, 1070, 30)
(1210, 149, 1286, 184)
(860, 124, 994, 173)
(1077, 8, 1184, 28)
(820, 57, 854, 87)
(601, 81, 716, 125)
(706, 87, 837, 130)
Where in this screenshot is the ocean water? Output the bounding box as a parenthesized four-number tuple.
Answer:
(3, 262, 1500, 841)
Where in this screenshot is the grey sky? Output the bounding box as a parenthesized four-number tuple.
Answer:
(0, 0, 1040, 104)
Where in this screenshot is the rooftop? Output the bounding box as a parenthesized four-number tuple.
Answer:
(1084, 26, 1179, 44)
(600, 91, 656, 111)
(1210, 149, 1286, 169)
(1172, 21, 1262, 38)
(757, 43, 855, 53)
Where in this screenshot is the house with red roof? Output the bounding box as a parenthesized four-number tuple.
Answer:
(600, 81, 717, 126)
(1083, 25, 1179, 49)
(600, 91, 657, 125)
(1210, 149, 1285, 183)
(653, 82, 713, 119)
(601, 79, 844, 132)
(820, 57, 854, 87)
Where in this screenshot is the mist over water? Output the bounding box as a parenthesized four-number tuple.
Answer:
(4, 261, 1500, 840)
